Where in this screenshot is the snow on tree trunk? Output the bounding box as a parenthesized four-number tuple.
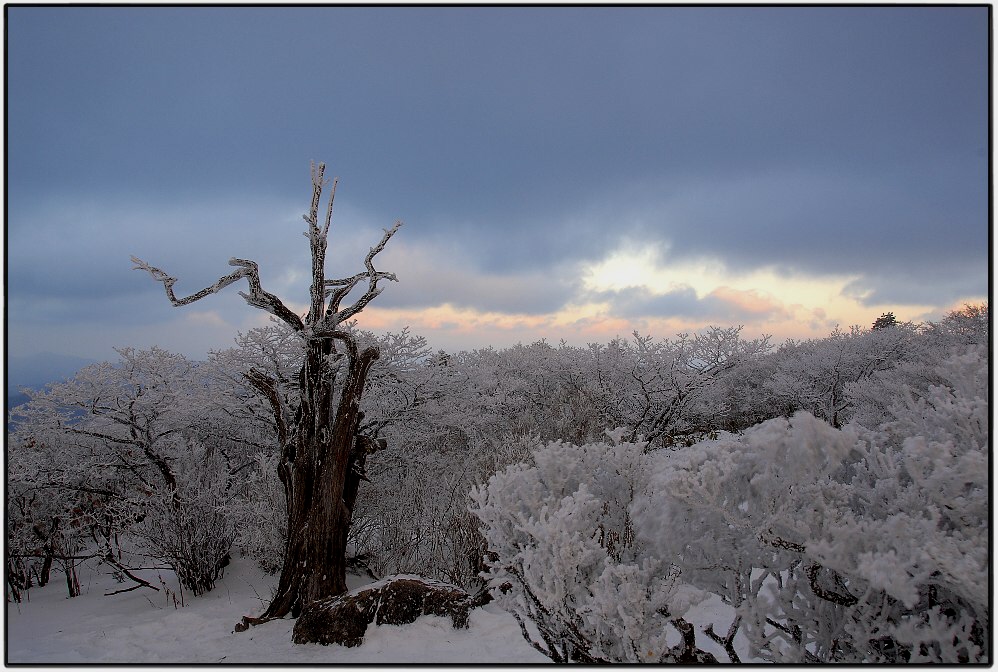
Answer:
(133, 161, 401, 620)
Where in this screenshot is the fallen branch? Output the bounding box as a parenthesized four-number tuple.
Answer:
(101, 556, 160, 596)
(234, 614, 279, 633)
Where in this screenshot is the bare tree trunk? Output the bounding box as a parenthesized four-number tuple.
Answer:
(261, 338, 380, 618)
(63, 559, 80, 598)
(38, 553, 52, 587)
(134, 161, 401, 621)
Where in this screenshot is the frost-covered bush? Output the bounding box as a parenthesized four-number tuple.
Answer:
(470, 433, 707, 663)
(810, 344, 989, 663)
(134, 443, 237, 596)
(640, 344, 989, 663)
(350, 448, 487, 588)
(6, 434, 92, 600)
(230, 451, 287, 574)
(635, 411, 863, 662)
(6, 347, 257, 596)
(922, 302, 989, 348)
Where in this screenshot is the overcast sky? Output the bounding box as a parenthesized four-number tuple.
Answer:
(6, 6, 990, 364)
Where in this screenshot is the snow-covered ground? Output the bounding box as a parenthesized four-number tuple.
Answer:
(6, 556, 745, 664)
(5, 557, 549, 664)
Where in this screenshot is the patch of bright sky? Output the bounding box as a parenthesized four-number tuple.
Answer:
(350, 238, 976, 353)
(580, 241, 945, 332)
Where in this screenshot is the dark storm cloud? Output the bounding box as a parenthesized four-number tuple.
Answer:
(843, 264, 991, 308)
(6, 197, 308, 325)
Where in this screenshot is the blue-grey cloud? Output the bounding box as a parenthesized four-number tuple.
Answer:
(657, 169, 987, 280)
(591, 285, 790, 323)
(6, 6, 988, 359)
(843, 263, 990, 307)
(353, 242, 581, 316)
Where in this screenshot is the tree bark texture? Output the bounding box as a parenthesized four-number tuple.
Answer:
(134, 162, 401, 620)
(261, 339, 380, 618)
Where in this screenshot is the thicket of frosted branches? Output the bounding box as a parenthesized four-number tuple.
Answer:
(7, 304, 988, 662)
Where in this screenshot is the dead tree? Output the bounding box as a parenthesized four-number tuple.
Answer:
(133, 162, 401, 619)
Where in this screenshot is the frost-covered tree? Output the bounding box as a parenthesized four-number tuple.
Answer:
(763, 323, 921, 427)
(132, 441, 239, 596)
(922, 302, 989, 348)
(228, 450, 287, 575)
(7, 347, 239, 596)
(594, 327, 771, 446)
(204, 326, 301, 574)
(354, 337, 628, 588)
(210, 322, 497, 589)
(133, 162, 401, 618)
(447, 339, 610, 447)
(347, 328, 488, 585)
(6, 433, 93, 600)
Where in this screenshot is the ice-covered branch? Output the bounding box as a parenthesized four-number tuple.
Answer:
(244, 368, 289, 449)
(318, 221, 401, 329)
(704, 616, 742, 663)
(805, 563, 859, 607)
(131, 256, 305, 331)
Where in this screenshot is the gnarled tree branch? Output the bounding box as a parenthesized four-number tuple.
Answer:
(319, 221, 401, 329)
(130, 256, 305, 331)
(244, 368, 289, 449)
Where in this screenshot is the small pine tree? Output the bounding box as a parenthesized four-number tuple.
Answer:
(872, 312, 897, 330)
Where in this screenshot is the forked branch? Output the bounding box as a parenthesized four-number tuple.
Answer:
(318, 221, 402, 329)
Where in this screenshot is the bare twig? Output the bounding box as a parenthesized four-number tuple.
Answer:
(101, 557, 160, 596)
(704, 616, 742, 663)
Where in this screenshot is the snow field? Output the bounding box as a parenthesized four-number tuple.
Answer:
(6, 556, 551, 664)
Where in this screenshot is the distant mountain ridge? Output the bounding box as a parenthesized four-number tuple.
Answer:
(6, 352, 97, 409)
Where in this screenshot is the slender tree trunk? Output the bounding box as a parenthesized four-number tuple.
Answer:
(38, 552, 52, 587)
(64, 559, 80, 598)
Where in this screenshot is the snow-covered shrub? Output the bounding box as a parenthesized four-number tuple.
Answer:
(636, 411, 863, 662)
(808, 344, 989, 662)
(6, 434, 92, 600)
(640, 344, 988, 663)
(470, 433, 707, 663)
(922, 302, 989, 349)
